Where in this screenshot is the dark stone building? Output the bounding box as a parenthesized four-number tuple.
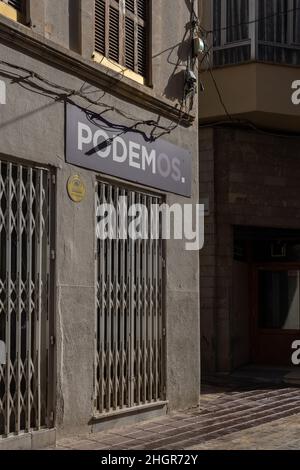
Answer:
(199, 0, 300, 375)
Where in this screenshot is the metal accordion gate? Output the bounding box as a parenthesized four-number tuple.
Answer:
(94, 181, 165, 415)
(0, 158, 54, 438)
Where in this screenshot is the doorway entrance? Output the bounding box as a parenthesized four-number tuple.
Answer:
(252, 265, 300, 365)
(0, 158, 55, 438)
(94, 180, 166, 416)
(234, 226, 300, 367)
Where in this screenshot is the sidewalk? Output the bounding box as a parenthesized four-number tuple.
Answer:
(51, 382, 300, 450)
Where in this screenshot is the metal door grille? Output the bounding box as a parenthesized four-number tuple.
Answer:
(0, 159, 52, 437)
(94, 181, 165, 415)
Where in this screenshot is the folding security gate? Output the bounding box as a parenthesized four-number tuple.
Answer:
(0, 158, 54, 437)
(94, 181, 165, 415)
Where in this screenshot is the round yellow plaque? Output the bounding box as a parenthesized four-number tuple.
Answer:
(67, 175, 86, 203)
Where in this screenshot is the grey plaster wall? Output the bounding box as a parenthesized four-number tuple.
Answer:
(29, 0, 196, 105)
(30, 0, 81, 51)
(200, 126, 300, 374)
(0, 0, 200, 434)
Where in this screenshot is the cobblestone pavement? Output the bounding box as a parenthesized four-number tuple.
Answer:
(53, 382, 300, 450)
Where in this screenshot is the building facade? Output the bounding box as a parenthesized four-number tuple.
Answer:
(0, 0, 200, 449)
(199, 0, 300, 374)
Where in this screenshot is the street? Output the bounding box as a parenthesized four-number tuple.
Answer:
(51, 381, 300, 450)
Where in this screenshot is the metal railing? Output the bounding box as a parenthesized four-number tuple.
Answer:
(212, 0, 300, 66)
(0, 159, 52, 437)
(94, 181, 165, 415)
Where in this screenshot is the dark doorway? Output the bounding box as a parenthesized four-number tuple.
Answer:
(234, 226, 300, 367)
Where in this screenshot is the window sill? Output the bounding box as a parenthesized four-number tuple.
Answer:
(0, 2, 24, 23)
(92, 52, 146, 86)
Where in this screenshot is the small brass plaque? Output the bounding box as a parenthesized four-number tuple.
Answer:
(67, 175, 86, 203)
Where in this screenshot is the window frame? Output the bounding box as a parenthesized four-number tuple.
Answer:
(0, 0, 27, 23)
(93, 0, 152, 86)
(212, 0, 300, 67)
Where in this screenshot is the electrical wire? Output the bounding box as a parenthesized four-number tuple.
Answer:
(203, 6, 300, 37)
(0, 0, 201, 145)
(0, 58, 190, 141)
(203, 52, 234, 121)
(199, 118, 300, 139)
(201, 46, 300, 139)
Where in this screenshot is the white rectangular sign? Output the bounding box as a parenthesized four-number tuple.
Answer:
(66, 104, 192, 197)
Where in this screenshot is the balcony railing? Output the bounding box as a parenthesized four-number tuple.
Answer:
(213, 0, 300, 67)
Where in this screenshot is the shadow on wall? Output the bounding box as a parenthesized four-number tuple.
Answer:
(184, 0, 194, 14)
(164, 0, 196, 102)
(164, 70, 186, 102)
(163, 34, 191, 102)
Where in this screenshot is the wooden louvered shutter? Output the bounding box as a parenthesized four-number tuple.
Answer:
(95, 0, 106, 56)
(125, 0, 148, 77)
(95, 0, 148, 79)
(95, 0, 120, 63)
(108, 1, 120, 62)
